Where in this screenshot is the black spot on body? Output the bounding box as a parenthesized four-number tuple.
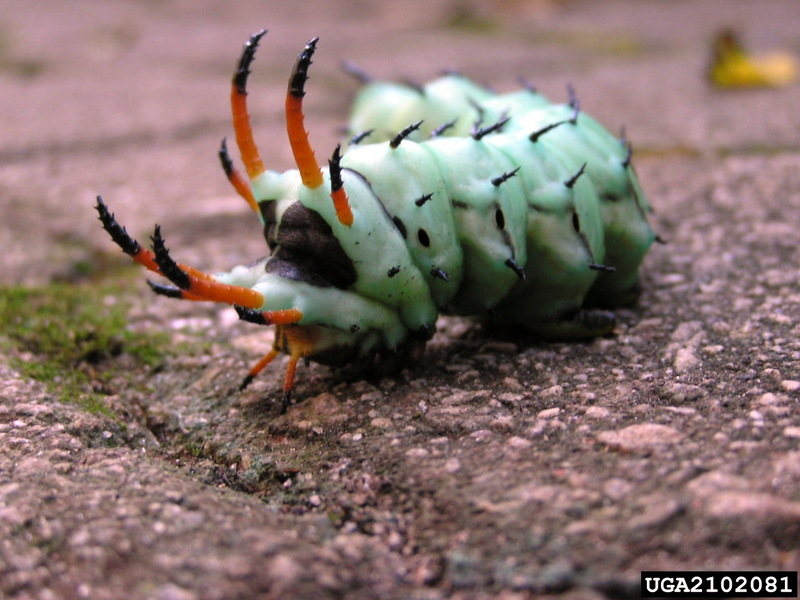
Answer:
(417, 229, 430, 247)
(495, 208, 505, 230)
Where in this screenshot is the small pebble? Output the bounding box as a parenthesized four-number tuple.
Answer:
(781, 380, 800, 392)
(597, 423, 683, 451)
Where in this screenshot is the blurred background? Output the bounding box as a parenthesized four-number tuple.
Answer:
(2, 4, 800, 595)
(1, 0, 798, 285)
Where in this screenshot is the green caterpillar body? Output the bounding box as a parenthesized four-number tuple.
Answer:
(233, 73, 654, 340)
(97, 32, 655, 406)
(348, 74, 654, 313)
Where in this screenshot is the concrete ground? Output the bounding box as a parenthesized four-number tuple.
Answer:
(2, 1, 800, 599)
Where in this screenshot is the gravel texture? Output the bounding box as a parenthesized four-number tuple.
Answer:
(2, 1, 800, 599)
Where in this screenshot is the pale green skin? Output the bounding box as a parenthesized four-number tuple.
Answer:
(214, 75, 655, 362)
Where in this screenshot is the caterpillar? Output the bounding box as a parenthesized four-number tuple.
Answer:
(95, 30, 655, 412)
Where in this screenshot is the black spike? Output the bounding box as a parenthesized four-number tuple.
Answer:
(95, 196, 142, 257)
(146, 280, 183, 299)
(350, 129, 374, 145)
(529, 119, 566, 143)
(388, 266, 401, 278)
(430, 119, 457, 138)
(504, 258, 526, 280)
(622, 141, 633, 168)
(619, 126, 628, 146)
(288, 37, 319, 99)
(568, 103, 579, 125)
(218, 137, 234, 177)
(150, 225, 191, 290)
(390, 121, 423, 148)
(589, 263, 616, 273)
(341, 60, 373, 83)
(234, 304, 269, 325)
(328, 144, 344, 192)
(492, 166, 520, 187)
(517, 77, 537, 93)
(414, 193, 434, 207)
(233, 29, 267, 95)
(567, 82, 579, 111)
(655, 234, 668, 244)
(564, 163, 587, 189)
(472, 116, 509, 140)
(431, 267, 449, 282)
(468, 98, 487, 131)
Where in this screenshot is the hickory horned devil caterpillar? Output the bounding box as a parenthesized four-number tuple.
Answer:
(95, 30, 655, 413)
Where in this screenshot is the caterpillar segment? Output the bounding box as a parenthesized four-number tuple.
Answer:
(95, 30, 656, 409)
(346, 73, 655, 320)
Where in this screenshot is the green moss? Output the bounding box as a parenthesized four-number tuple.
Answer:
(0, 281, 170, 413)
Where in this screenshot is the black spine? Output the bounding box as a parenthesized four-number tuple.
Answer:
(622, 142, 633, 168)
(589, 263, 616, 273)
(233, 29, 267, 95)
(504, 258, 526, 280)
(564, 163, 587, 189)
(430, 119, 457, 138)
(288, 37, 319, 99)
(414, 193, 433, 207)
(491, 167, 520, 187)
(529, 119, 566, 143)
(146, 280, 184, 299)
(431, 267, 449, 282)
(341, 60, 373, 84)
(567, 82, 579, 111)
(329, 144, 344, 192)
(390, 121, 423, 148)
(95, 196, 141, 257)
(218, 137, 234, 177)
(235, 304, 269, 325)
(472, 116, 509, 141)
(350, 129, 374, 145)
(150, 225, 191, 290)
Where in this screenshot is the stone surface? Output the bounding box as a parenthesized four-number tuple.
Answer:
(2, 1, 800, 599)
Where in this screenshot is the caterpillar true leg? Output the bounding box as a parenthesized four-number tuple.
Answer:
(239, 349, 280, 391)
